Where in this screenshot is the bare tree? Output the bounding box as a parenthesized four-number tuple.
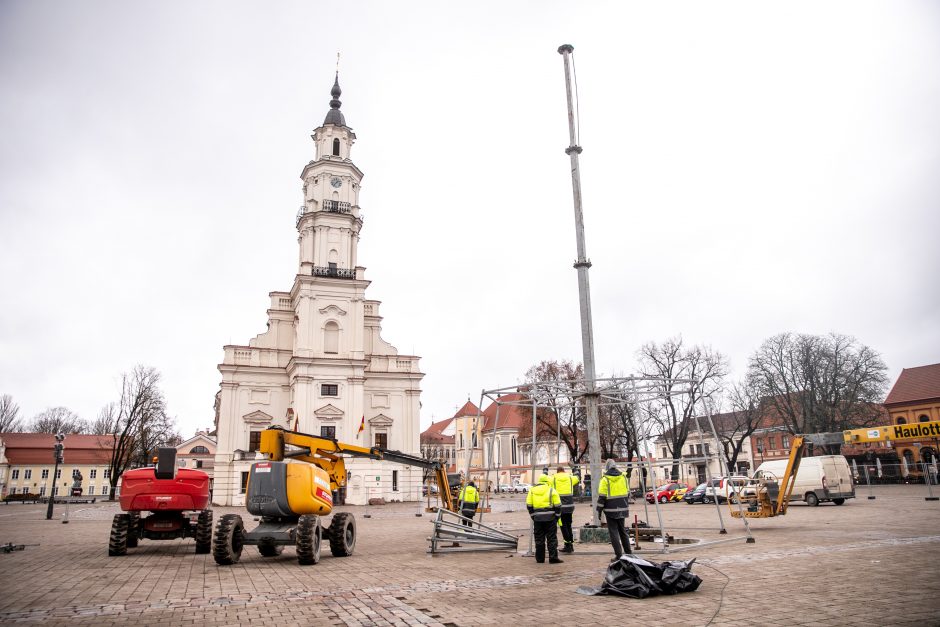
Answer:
(0, 394, 22, 432)
(102, 366, 178, 499)
(29, 407, 87, 434)
(520, 360, 589, 463)
(712, 378, 764, 473)
(748, 332, 888, 450)
(639, 337, 728, 480)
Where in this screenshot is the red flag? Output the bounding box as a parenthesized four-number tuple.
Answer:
(357, 415, 365, 437)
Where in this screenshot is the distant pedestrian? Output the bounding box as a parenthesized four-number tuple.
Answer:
(526, 475, 563, 564)
(458, 481, 480, 527)
(596, 459, 631, 559)
(552, 465, 579, 553)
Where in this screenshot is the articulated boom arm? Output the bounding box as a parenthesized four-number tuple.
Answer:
(259, 427, 455, 510)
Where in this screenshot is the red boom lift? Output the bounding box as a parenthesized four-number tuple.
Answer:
(108, 448, 213, 556)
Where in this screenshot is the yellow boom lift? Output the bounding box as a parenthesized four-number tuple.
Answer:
(732, 420, 940, 519)
(213, 426, 458, 565)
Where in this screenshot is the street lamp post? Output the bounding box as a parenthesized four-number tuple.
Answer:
(45, 433, 65, 520)
(757, 443, 764, 465)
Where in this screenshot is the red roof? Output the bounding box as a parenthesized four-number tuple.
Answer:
(1, 433, 116, 465)
(885, 364, 940, 406)
(453, 401, 481, 418)
(482, 393, 534, 430)
(420, 418, 454, 444)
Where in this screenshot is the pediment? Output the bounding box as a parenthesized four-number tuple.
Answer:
(318, 304, 347, 316)
(314, 404, 345, 420)
(243, 410, 274, 425)
(369, 413, 394, 427)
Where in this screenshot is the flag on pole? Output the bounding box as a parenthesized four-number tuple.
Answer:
(357, 415, 365, 438)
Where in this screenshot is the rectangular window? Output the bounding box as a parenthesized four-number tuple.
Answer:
(103, 468, 111, 479)
(55, 469, 62, 480)
(39, 486, 46, 496)
(249, 431, 262, 452)
(662, 448, 668, 459)
(374, 433, 388, 449)
(767, 437, 775, 450)
(90, 469, 97, 479)
(704, 443, 710, 456)
(392, 470, 399, 492)
(320, 425, 336, 440)
(41, 469, 49, 479)
(11, 469, 19, 480)
(24, 469, 32, 480)
(240, 471, 250, 494)
(195, 460, 203, 469)
(511, 438, 517, 465)
(9, 487, 16, 495)
(87, 486, 94, 496)
(321, 384, 338, 396)
(782, 436, 790, 448)
(53, 486, 59, 496)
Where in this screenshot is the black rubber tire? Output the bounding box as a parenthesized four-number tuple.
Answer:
(833, 498, 845, 506)
(805, 492, 820, 507)
(126, 512, 140, 548)
(328, 512, 356, 557)
(296, 515, 322, 565)
(213, 514, 245, 565)
(109, 514, 129, 556)
(703, 496, 712, 504)
(258, 541, 284, 557)
(659, 495, 668, 504)
(195, 510, 213, 554)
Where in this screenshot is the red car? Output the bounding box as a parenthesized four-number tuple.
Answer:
(645, 482, 691, 504)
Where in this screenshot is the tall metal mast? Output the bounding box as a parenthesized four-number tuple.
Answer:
(557, 44, 603, 525)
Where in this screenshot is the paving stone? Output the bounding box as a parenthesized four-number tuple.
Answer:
(0, 486, 937, 624)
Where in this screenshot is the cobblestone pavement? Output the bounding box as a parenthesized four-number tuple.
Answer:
(0, 485, 938, 626)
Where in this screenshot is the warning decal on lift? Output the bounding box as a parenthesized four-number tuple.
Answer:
(254, 463, 272, 473)
(316, 487, 333, 504)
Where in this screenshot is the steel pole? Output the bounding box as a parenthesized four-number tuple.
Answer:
(558, 43, 603, 525)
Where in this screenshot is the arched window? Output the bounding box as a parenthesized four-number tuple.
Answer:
(903, 449, 915, 467)
(923, 447, 937, 464)
(190, 446, 209, 454)
(896, 417, 907, 424)
(919, 415, 930, 423)
(324, 321, 339, 354)
(472, 432, 477, 448)
(332, 138, 340, 156)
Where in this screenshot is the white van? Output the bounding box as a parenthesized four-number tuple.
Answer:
(753, 455, 855, 506)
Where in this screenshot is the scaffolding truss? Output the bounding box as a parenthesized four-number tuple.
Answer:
(453, 375, 754, 554)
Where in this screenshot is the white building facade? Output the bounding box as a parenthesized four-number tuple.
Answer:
(213, 75, 424, 506)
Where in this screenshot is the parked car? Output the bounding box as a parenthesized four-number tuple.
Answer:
(704, 476, 750, 503)
(751, 455, 855, 506)
(683, 482, 708, 504)
(645, 482, 687, 504)
(511, 483, 532, 493)
(670, 484, 693, 502)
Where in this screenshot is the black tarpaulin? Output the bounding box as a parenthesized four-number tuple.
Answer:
(576, 555, 702, 599)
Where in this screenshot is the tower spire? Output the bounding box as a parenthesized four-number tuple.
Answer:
(323, 68, 346, 127)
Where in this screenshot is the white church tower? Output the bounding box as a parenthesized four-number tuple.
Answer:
(213, 74, 424, 506)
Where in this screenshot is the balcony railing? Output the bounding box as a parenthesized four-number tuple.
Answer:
(322, 200, 351, 214)
(312, 266, 356, 279)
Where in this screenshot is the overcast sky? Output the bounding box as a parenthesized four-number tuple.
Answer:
(1, 1, 938, 438)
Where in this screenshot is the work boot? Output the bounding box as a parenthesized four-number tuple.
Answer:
(549, 557, 564, 564)
(561, 543, 574, 553)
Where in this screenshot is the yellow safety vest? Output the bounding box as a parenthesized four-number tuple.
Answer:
(526, 483, 561, 521)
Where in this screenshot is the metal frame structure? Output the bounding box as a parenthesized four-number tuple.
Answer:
(470, 375, 754, 554)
